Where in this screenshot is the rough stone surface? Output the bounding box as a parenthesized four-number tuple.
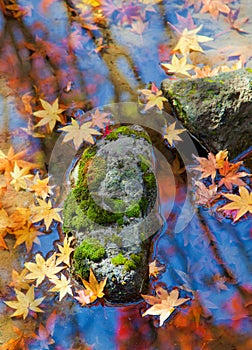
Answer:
(161, 68, 252, 160)
(63, 125, 161, 303)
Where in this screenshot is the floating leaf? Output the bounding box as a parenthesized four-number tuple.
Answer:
(163, 122, 186, 147)
(193, 152, 217, 181)
(59, 119, 102, 150)
(201, 0, 231, 18)
(12, 222, 44, 253)
(0, 146, 37, 178)
(79, 268, 107, 303)
(90, 109, 111, 129)
(4, 285, 45, 319)
(142, 287, 190, 326)
(220, 186, 252, 221)
(149, 260, 165, 278)
(9, 269, 32, 290)
(33, 98, 65, 133)
(49, 274, 73, 301)
(218, 160, 249, 190)
(10, 163, 33, 191)
(31, 199, 62, 230)
(56, 235, 75, 266)
(25, 253, 65, 286)
(173, 25, 213, 56)
(27, 173, 54, 199)
(161, 55, 194, 78)
(75, 289, 93, 306)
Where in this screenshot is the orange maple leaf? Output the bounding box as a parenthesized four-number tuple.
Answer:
(78, 268, 107, 303)
(193, 152, 217, 181)
(218, 160, 249, 190)
(201, 0, 231, 18)
(0, 146, 37, 179)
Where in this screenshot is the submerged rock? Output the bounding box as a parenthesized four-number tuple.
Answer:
(63, 125, 161, 303)
(161, 68, 252, 159)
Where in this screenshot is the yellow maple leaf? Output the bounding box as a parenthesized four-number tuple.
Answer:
(31, 198, 62, 230)
(140, 87, 167, 111)
(142, 287, 190, 326)
(161, 55, 194, 78)
(56, 235, 75, 266)
(173, 25, 213, 56)
(163, 122, 186, 146)
(27, 173, 54, 199)
(12, 222, 44, 253)
(4, 285, 45, 319)
(149, 260, 165, 278)
(220, 186, 252, 221)
(49, 274, 73, 301)
(10, 162, 33, 191)
(25, 253, 65, 286)
(59, 118, 102, 150)
(79, 268, 107, 303)
(33, 98, 65, 133)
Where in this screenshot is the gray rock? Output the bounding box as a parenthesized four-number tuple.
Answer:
(63, 125, 161, 303)
(161, 68, 252, 160)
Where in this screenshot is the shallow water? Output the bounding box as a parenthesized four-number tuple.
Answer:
(0, 0, 252, 349)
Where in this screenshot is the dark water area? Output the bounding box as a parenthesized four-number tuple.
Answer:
(0, 0, 252, 349)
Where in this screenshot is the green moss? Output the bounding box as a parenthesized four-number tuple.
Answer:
(111, 252, 143, 271)
(143, 173, 156, 189)
(74, 238, 105, 262)
(126, 203, 140, 218)
(111, 253, 127, 266)
(105, 125, 151, 143)
(73, 238, 105, 278)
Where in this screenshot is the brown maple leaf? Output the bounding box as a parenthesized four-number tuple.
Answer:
(27, 172, 54, 200)
(142, 287, 190, 326)
(220, 186, 252, 221)
(218, 160, 249, 190)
